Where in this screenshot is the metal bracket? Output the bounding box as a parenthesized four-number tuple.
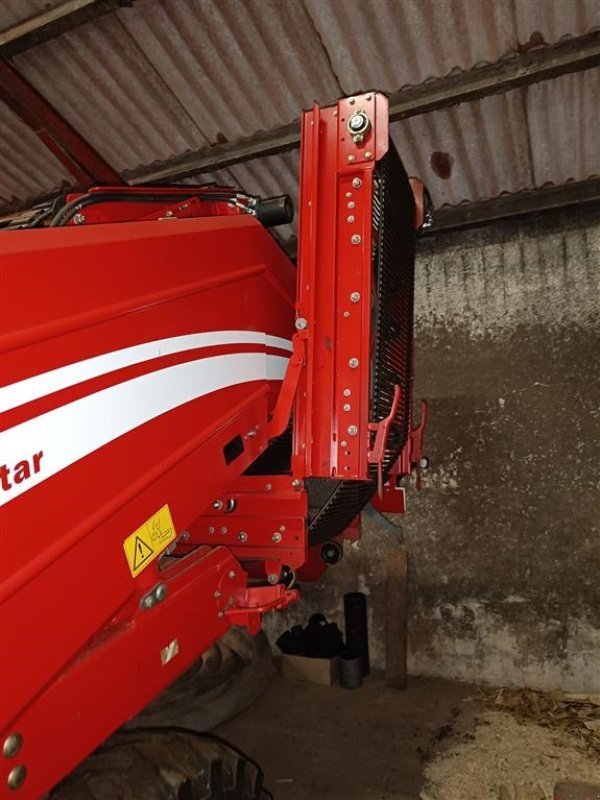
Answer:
(225, 585, 299, 634)
(368, 383, 401, 496)
(268, 332, 306, 439)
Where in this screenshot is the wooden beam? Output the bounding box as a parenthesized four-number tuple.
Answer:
(127, 31, 600, 185)
(0, 0, 126, 57)
(429, 178, 600, 234)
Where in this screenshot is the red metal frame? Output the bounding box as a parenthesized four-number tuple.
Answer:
(0, 93, 426, 797)
(0, 57, 123, 188)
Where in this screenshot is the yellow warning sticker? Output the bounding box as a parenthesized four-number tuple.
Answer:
(123, 504, 177, 578)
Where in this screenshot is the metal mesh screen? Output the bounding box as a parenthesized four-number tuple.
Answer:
(307, 141, 416, 544)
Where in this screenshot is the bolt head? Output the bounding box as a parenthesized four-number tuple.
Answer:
(348, 201, 355, 209)
(350, 291, 360, 302)
(347, 425, 358, 436)
(3, 734, 22, 759)
(352, 178, 363, 188)
(351, 234, 361, 245)
(272, 532, 282, 543)
(295, 317, 308, 330)
(365, 151, 373, 159)
(341, 440, 348, 447)
(343, 389, 351, 396)
(291, 479, 302, 489)
(345, 191, 352, 198)
(349, 98, 356, 105)
(212, 499, 223, 510)
(349, 358, 359, 368)
(265, 483, 272, 491)
(419, 457, 430, 470)
(142, 595, 155, 610)
(208, 526, 215, 534)
(214, 590, 221, 599)
(7, 765, 26, 791)
(347, 215, 355, 223)
(154, 583, 167, 603)
(220, 526, 227, 534)
(267, 574, 279, 585)
(347, 154, 356, 163)
(238, 531, 248, 542)
(228, 570, 236, 579)
(343, 403, 351, 412)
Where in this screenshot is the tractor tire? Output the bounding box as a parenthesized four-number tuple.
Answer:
(49, 728, 271, 800)
(128, 628, 274, 732)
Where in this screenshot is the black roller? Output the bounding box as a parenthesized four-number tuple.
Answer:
(344, 592, 370, 676)
(257, 195, 294, 227)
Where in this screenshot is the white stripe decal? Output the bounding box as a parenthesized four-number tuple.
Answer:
(0, 331, 292, 413)
(0, 352, 288, 507)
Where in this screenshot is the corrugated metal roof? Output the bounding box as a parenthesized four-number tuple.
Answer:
(0, 0, 598, 232)
(0, 101, 70, 205)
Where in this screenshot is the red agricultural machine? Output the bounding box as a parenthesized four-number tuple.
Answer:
(0, 93, 429, 798)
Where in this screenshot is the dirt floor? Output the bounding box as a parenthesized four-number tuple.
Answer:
(214, 673, 600, 800)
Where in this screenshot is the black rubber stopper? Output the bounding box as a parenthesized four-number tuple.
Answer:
(257, 195, 294, 227)
(344, 592, 370, 676)
(339, 651, 363, 689)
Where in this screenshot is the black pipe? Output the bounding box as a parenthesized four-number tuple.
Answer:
(344, 592, 370, 676)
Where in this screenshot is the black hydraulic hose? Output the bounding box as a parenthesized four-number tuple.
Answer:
(50, 190, 243, 227)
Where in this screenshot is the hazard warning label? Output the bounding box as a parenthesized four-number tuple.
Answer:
(123, 504, 176, 578)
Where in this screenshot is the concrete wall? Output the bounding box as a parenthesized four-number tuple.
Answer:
(265, 206, 600, 691)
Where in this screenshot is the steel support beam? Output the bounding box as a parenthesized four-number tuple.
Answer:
(0, 0, 126, 57)
(0, 57, 123, 187)
(127, 31, 600, 185)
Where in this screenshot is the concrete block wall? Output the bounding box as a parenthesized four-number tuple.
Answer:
(265, 206, 600, 691)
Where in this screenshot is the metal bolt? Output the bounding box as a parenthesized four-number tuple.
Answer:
(345, 191, 352, 198)
(348, 425, 358, 436)
(351, 234, 361, 245)
(238, 531, 248, 542)
(343, 389, 351, 396)
(292, 479, 302, 489)
(213, 499, 223, 510)
(352, 178, 362, 188)
(295, 317, 308, 330)
(350, 292, 360, 303)
(3, 734, 22, 759)
(341, 440, 348, 447)
(180, 531, 190, 541)
(366, 93, 372, 101)
(347, 215, 355, 223)
(348, 201, 355, 209)
(267, 574, 279, 585)
(73, 213, 86, 225)
(272, 532, 282, 543)
(347, 154, 356, 163)
(218, 610, 224, 618)
(280, 525, 286, 532)
(7, 765, 26, 791)
(265, 483, 272, 491)
(208, 526, 215, 534)
(154, 583, 168, 603)
(214, 590, 221, 599)
(141, 595, 155, 610)
(419, 457, 430, 469)
(343, 311, 350, 317)
(349, 358, 359, 368)
(220, 526, 227, 534)
(343, 403, 351, 412)
(349, 98, 356, 105)
(365, 151, 373, 159)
